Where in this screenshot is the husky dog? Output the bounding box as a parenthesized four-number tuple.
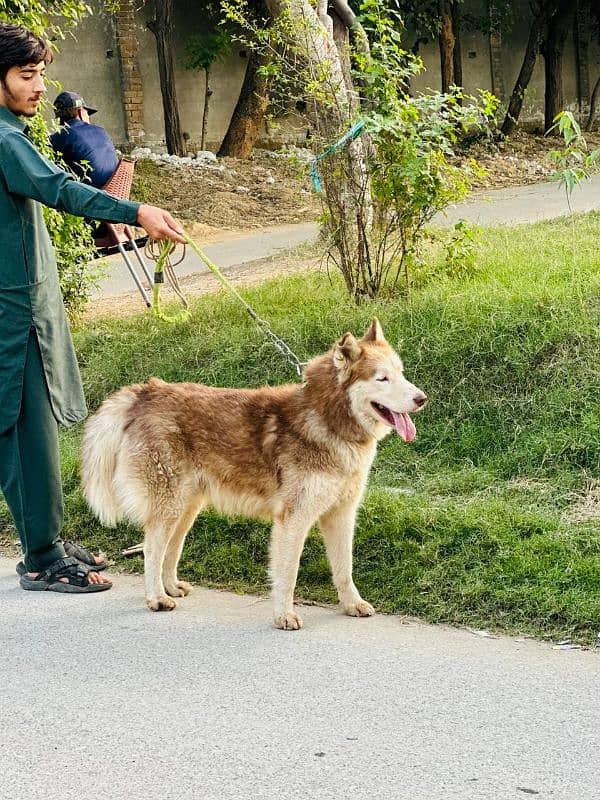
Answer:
(81, 319, 427, 629)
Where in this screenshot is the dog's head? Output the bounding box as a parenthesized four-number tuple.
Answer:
(331, 318, 427, 442)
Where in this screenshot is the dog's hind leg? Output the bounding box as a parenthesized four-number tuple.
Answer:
(162, 499, 206, 598)
(144, 515, 181, 611)
(269, 510, 314, 631)
(319, 500, 375, 619)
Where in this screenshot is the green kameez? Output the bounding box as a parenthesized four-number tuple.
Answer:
(0, 105, 139, 570)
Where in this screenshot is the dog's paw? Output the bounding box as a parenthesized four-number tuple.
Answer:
(274, 611, 304, 630)
(164, 580, 192, 598)
(146, 595, 177, 612)
(345, 600, 375, 618)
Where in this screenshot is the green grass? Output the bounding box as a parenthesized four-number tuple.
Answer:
(2, 213, 599, 642)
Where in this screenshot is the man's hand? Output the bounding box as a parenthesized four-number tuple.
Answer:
(136, 204, 186, 244)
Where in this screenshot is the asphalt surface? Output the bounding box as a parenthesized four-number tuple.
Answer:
(95, 173, 600, 299)
(437, 170, 600, 226)
(96, 221, 318, 297)
(1, 558, 598, 800)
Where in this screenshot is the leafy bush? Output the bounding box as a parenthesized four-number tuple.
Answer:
(224, 0, 497, 300)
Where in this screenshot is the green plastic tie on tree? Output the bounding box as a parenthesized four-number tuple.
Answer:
(309, 119, 366, 193)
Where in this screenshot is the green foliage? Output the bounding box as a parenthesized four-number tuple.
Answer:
(546, 111, 600, 208)
(184, 8, 232, 150)
(0, 1, 91, 38)
(223, 0, 497, 299)
(443, 220, 480, 279)
(185, 27, 231, 74)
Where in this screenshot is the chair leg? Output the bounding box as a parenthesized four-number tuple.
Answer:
(117, 241, 151, 307)
(128, 235, 155, 287)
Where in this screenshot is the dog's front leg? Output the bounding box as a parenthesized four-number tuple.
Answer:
(319, 500, 375, 618)
(269, 512, 312, 630)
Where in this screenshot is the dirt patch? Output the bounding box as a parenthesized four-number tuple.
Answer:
(0, 531, 20, 559)
(457, 129, 600, 190)
(562, 482, 600, 524)
(132, 150, 319, 231)
(131, 132, 600, 235)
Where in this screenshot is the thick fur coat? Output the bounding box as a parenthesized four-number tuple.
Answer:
(81, 319, 427, 629)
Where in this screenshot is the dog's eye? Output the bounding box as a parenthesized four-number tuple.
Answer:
(376, 376, 389, 382)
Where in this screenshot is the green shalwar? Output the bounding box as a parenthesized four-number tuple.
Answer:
(0, 105, 139, 571)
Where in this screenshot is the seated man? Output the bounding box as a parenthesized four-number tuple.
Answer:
(50, 90, 118, 189)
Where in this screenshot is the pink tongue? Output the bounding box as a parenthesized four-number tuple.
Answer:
(391, 411, 416, 442)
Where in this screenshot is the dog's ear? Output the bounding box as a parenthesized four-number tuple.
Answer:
(333, 332, 362, 368)
(362, 318, 385, 343)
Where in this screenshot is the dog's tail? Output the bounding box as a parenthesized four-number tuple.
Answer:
(81, 388, 137, 527)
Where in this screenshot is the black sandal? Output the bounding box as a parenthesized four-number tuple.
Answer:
(16, 539, 107, 577)
(63, 540, 107, 570)
(19, 556, 112, 594)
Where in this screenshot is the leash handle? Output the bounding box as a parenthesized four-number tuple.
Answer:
(151, 240, 191, 324)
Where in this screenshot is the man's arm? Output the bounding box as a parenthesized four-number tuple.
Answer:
(1, 130, 184, 242)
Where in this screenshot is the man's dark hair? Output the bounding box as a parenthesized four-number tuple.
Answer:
(56, 106, 80, 122)
(0, 23, 53, 83)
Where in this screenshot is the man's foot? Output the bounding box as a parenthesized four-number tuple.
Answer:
(20, 557, 112, 593)
(16, 540, 107, 577)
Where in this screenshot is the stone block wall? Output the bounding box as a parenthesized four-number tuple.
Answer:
(115, 2, 144, 148)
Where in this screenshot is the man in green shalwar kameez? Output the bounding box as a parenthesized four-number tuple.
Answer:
(0, 23, 185, 594)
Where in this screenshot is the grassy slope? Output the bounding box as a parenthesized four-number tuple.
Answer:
(2, 214, 599, 641)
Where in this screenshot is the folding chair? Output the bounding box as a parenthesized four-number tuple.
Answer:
(93, 157, 154, 307)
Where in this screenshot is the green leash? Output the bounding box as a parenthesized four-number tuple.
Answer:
(151, 240, 191, 324)
(151, 234, 306, 376)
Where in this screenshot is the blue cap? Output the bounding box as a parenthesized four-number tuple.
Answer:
(54, 90, 98, 116)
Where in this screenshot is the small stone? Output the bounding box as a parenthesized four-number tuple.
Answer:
(196, 150, 217, 163)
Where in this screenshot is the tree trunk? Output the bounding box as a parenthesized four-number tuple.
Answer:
(585, 73, 600, 131)
(500, 0, 560, 137)
(218, 51, 270, 159)
(542, 0, 575, 132)
(147, 0, 185, 156)
(451, 0, 462, 90)
(263, 0, 373, 297)
(438, 0, 455, 93)
(201, 68, 210, 151)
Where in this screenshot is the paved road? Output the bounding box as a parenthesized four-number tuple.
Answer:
(95, 221, 318, 298)
(95, 173, 600, 299)
(437, 171, 600, 226)
(1, 558, 598, 800)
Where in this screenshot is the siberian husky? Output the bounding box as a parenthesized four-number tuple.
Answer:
(81, 319, 427, 629)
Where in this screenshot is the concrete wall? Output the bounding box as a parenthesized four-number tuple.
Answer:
(48, 0, 600, 150)
(47, 6, 127, 142)
(134, 0, 249, 151)
(410, 0, 596, 128)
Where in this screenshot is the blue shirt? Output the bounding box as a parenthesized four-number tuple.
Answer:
(50, 118, 119, 188)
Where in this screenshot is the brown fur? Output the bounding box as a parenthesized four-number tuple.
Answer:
(81, 320, 427, 629)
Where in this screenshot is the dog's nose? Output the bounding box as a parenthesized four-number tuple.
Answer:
(413, 392, 428, 408)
